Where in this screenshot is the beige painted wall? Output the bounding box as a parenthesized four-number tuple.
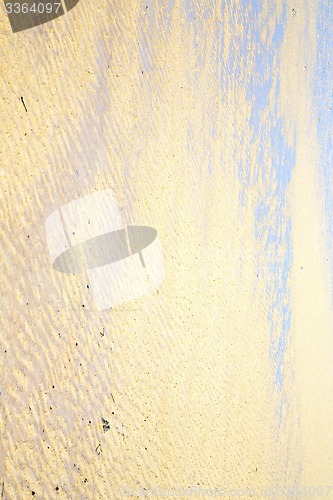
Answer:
(1, 0, 333, 498)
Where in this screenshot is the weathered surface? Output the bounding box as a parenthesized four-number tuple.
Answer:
(1, 0, 333, 498)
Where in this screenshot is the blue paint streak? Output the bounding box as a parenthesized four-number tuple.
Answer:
(168, 0, 175, 18)
(183, 0, 295, 428)
(313, 2, 333, 288)
(249, 4, 294, 427)
(215, 1, 294, 428)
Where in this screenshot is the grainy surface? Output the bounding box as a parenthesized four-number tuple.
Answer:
(1, 0, 333, 498)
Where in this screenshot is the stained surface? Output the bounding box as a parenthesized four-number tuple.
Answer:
(1, 0, 333, 498)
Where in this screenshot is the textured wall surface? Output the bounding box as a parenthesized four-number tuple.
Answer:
(1, 0, 333, 498)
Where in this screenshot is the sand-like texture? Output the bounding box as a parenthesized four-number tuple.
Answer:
(1, 0, 333, 498)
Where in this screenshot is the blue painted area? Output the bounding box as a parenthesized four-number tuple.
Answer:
(139, 42, 154, 74)
(184, 0, 217, 52)
(313, 2, 333, 285)
(179, 0, 296, 428)
(165, 0, 176, 30)
(168, 0, 175, 18)
(248, 3, 294, 427)
(215, 1, 295, 428)
(249, 4, 294, 427)
(184, 0, 195, 24)
(184, 0, 199, 50)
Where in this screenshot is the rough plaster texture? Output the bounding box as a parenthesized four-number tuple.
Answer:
(1, 0, 333, 498)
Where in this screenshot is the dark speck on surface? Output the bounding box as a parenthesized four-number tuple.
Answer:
(102, 417, 110, 432)
(21, 96, 27, 112)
